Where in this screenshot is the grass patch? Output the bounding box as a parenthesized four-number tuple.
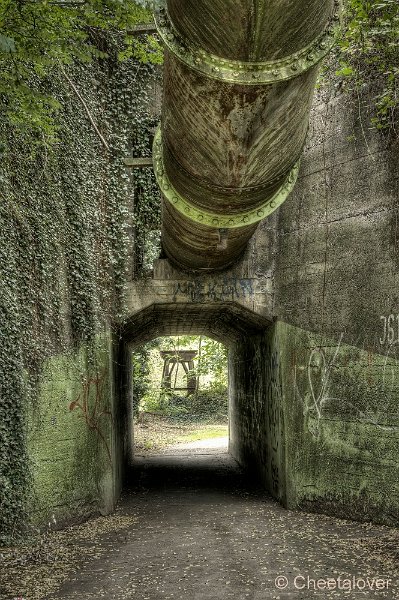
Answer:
(177, 426, 228, 443)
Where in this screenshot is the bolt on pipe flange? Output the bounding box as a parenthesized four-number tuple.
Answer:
(155, 0, 341, 85)
(153, 128, 300, 229)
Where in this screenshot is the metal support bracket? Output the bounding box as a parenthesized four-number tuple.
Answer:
(155, 0, 341, 85)
(124, 157, 153, 168)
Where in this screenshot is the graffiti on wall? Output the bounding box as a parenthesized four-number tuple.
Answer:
(302, 334, 342, 438)
(293, 333, 399, 439)
(266, 350, 282, 455)
(172, 277, 254, 303)
(380, 314, 399, 346)
(69, 369, 114, 465)
(265, 347, 284, 497)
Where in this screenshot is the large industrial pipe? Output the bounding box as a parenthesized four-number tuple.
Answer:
(154, 0, 339, 272)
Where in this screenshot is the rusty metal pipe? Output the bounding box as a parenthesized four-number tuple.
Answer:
(154, 0, 339, 272)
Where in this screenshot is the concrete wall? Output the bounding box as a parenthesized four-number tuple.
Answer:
(229, 87, 399, 526)
(280, 322, 399, 525)
(229, 325, 287, 505)
(275, 88, 399, 526)
(24, 78, 399, 531)
(27, 332, 121, 529)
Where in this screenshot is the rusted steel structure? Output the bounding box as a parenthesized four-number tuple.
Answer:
(154, 0, 339, 272)
(160, 350, 198, 395)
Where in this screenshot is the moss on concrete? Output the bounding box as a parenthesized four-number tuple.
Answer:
(277, 320, 399, 526)
(26, 332, 117, 530)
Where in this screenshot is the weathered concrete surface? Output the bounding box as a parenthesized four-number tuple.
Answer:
(26, 78, 399, 535)
(27, 332, 121, 529)
(227, 88, 399, 527)
(280, 322, 399, 524)
(122, 88, 399, 526)
(272, 89, 399, 524)
(229, 328, 286, 505)
(121, 303, 269, 349)
(229, 322, 399, 527)
(125, 259, 273, 321)
(274, 90, 399, 355)
(45, 450, 398, 600)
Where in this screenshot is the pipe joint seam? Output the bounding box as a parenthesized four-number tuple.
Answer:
(153, 128, 300, 229)
(155, 0, 341, 85)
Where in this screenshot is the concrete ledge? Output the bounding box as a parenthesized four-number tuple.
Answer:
(125, 259, 273, 321)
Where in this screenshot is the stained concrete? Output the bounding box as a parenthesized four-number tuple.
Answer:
(229, 322, 399, 527)
(119, 87, 399, 528)
(27, 333, 118, 529)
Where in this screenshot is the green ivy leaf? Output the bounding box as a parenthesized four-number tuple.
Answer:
(0, 34, 16, 53)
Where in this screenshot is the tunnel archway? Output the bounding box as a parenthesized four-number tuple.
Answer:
(114, 302, 285, 504)
(120, 302, 270, 347)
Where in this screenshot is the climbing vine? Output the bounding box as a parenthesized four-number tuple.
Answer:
(334, 0, 399, 131)
(0, 15, 162, 543)
(127, 59, 162, 276)
(131, 114, 162, 276)
(0, 0, 162, 147)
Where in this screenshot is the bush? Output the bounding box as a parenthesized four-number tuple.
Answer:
(145, 384, 228, 419)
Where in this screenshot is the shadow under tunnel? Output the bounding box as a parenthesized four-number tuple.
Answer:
(125, 451, 272, 506)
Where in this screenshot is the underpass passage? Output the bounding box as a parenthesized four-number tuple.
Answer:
(132, 335, 229, 457)
(154, 0, 340, 272)
(117, 303, 271, 482)
(132, 449, 241, 493)
(119, 302, 270, 347)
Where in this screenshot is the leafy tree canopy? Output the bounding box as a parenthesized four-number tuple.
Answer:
(0, 0, 162, 144)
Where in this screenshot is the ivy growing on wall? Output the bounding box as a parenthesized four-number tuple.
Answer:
(0, 22, 162, 543)
(131, 112, 162, 276)
(334, 0, 398, 131)
(0, 0, 162, 146)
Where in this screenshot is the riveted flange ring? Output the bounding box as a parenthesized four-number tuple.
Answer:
(155, 0, 341, 85)
(153, 128, 300, 229)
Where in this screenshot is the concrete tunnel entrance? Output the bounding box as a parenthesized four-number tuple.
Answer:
(116, 302, 286, 504)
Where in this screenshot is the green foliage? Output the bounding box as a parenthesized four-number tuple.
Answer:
(166, 386, 228, 420)
(0, 42, 160, 543)
(131, 341, 158, 417)
(158, 336, 228, 387)
(131, 114, 162, 275)
(0, 0, 162, 145)
(194, 337, 228, 387)
(336, 0, 399, 130)
(133, 336, 229, 420)
(139, 387, 170, 414)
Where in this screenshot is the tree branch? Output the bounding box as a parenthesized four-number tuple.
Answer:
(59, 64, 110, 152)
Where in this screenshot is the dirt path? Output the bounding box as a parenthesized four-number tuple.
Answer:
(133, 417, 228, 454)
(50, 440, 398, 600)
(2, 440, 398, 600)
